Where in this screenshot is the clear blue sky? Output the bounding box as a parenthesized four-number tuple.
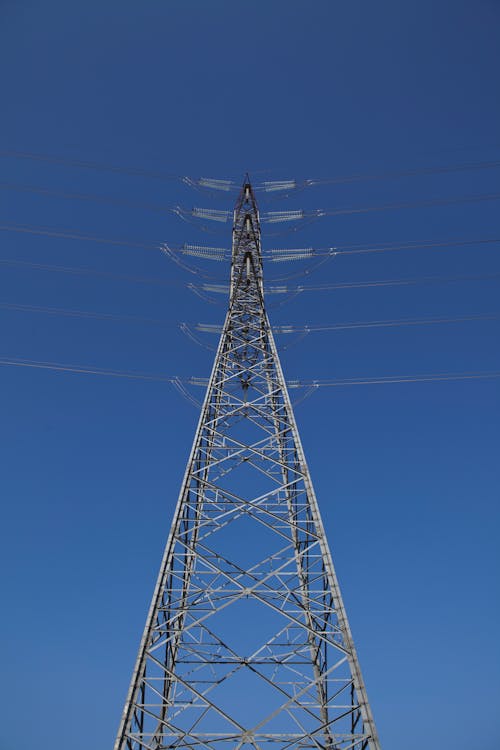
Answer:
(0, 2, 499, 748)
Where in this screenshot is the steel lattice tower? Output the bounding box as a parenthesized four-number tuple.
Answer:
(115, 181, 381, 750)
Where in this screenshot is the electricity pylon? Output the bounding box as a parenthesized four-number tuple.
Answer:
(115, 180, 381, 750)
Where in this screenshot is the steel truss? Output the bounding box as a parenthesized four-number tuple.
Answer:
(115, 181, 381, 750)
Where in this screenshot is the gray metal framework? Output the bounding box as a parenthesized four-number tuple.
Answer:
(115, 181, 381, 750)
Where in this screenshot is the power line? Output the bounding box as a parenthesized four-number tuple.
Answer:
(299, 158, 500, 188)
(201, 271, 500, 296)
(3, 148, 500, 190)
(0, 150, 234, 194)
(2, 298, 498, 331)
(2, 182, 500, 222)
(294, 371, 500, 387)
(0, 301, 182, 326)
(0, 182, 182, 216)
(266, 253, 500, 284)
(269, 313, 500, 333)
(268, 271, 500, 294)
(0, 149, 184, 182)
(0, 222, 160, 250)
(1, 355, 499, 389)
(0, 258, 185, 288)
(189, 195, 500, 225)
(317, 193, 500, 218)
(293, 237, 500, 258)
(3, 233, 499, 296)
(0, 356, 181, 383)
(1, 222, 498, 262)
